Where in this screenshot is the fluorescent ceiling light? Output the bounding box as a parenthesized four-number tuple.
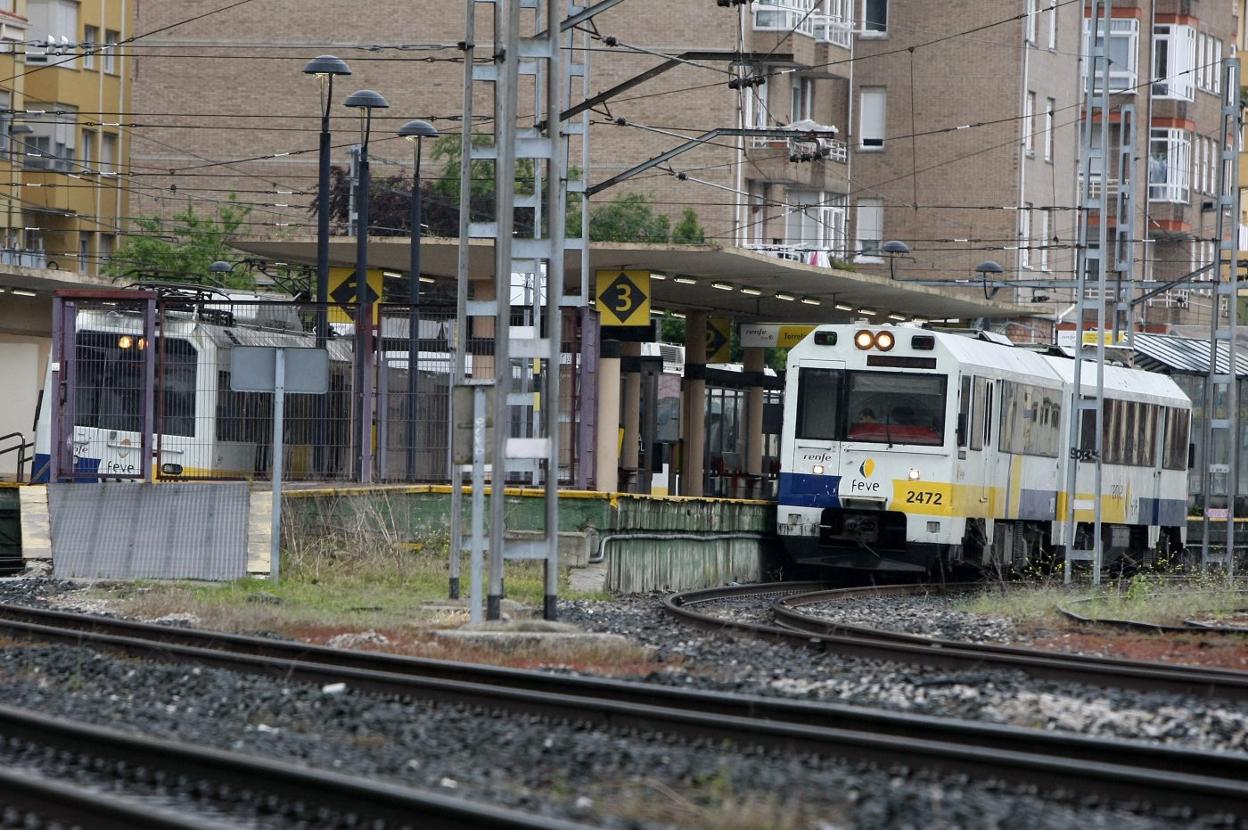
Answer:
(889, 313, 907, 321)
(775, 292, 796, 301)
(858, 308, 876, 315)
(674, 277, 697, 285)
(10, 288, 36, 297)
(834, 303, 855, 312)
(800, 297, 821, 306)
(649, 273, 667, 281)
(419, 276, 436, 284)
(711, 282, 734, 291)
(740, 287, 763, 296)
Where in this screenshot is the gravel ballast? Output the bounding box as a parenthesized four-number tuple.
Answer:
(558, 594, 1248, 755)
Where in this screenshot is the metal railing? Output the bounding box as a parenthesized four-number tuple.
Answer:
(748, 132, 848, 163)
(752, 0, 817, 36)
(812, 11, 853, 47)
(0, 432, 31, 483)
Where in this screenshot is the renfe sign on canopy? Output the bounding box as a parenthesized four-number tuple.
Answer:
(739, 324, 816, 349)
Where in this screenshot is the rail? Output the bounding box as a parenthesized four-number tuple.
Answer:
(0, 431, 32, 483)
(664, 581, 1248, 700)
(0, 601, 1243, 816)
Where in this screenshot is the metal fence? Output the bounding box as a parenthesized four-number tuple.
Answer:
(55, 294, 585, 485)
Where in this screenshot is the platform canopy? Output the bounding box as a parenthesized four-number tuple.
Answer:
(230, 236, 1029, 322)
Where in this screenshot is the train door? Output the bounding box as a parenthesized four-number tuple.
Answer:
(791, 359, 844, 480)
(956, 375, 994, 555)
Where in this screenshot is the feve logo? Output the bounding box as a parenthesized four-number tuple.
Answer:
(858, 458, 875, 477)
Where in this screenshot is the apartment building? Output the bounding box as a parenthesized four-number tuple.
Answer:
(126, 1, 1238, 333)
(16, 0, 132, 277)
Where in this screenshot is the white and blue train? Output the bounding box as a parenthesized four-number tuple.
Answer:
(777, 325, 1192, 574)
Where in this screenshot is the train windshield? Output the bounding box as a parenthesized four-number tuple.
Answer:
(845, 372, 947, 446)
(795, 367, 947, 446)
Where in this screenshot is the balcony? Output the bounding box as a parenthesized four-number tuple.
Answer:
(745, 243, 845, 268)
(751, 1, 853, 73)
(744, 137, 849, 192)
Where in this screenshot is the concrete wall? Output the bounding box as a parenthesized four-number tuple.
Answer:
(0, 340, 44, 478)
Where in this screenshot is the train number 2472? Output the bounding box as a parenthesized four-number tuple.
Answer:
(905, 490, 944, 505)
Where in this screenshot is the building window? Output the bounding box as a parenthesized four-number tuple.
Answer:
(78, 235, 88, 274)
(1153, 25, 1195, 101)
(862, 0, 886, 34)
(1023, 91, 1035, 155)
(80, 128, 94, 170)
(99, 233, 113, 266)
(25, 105, 78, 172)
(1025, 0, 1037, 44)
(791, 77, 814, 122)
(103, 29, 118, 74)
(82, 24, 97, 70)
(855, 197, 883, 260)
(785, 189, 847, 259)
(0, 90, 10, 155)
(1019, 203, 1033, 269)
(100, 131, 116, 174)
(859, 86, 885, 148)
(1148, 127, 1190, 203)
(1038, 209, 1050, 271)
(25, 0, 79, 66)
(1043, 97, 1054, 161)
(1047, 0, 1057, 49)
(1082, 18, 1139, 94)
(1213, 39, 1222, 94)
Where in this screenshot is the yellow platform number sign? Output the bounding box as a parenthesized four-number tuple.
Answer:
(707, 317, 732, 363)
(596, 269, 650, 327)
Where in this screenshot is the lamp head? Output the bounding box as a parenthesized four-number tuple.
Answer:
(344, 89, 390, 110)
(303, 55, 352, 77)
(975, 260, 1004, 275)
(398, 119, 439, 141)
(881, 239, 910, 255)
(209, 260, 234, 274)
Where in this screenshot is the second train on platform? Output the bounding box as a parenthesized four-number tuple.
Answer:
(776, 325, 1191, 574)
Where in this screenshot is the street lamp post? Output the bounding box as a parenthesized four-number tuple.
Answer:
(344, 89, 389, 483)
(302, 56, 352, 338)
(881, 239, 910, 281)
(398, 119, 439, 482)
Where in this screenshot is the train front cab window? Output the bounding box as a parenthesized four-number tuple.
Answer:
(74, 331, 198, 438)
(796, 366, 947, 446)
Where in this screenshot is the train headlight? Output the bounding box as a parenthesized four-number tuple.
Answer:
(907, 467, 920, 480)
(854, 330, 874, 350)
(117, 335, 134, 349)
(875, 331, 896, 351)
(812, 464, 825, 475)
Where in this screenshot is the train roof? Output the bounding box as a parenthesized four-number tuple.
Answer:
(1041, 355, 1190, 407)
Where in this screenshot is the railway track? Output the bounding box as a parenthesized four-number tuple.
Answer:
(665, 582, 1248, 701)
(0, 602, 1243, 817)
(0, 701, 593, 829)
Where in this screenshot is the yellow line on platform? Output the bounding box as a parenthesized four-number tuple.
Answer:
(281, 483, 770, 506)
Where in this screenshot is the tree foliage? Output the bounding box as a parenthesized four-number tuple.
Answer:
(104, 198, 254, 288)
(313, 137, 708, 247)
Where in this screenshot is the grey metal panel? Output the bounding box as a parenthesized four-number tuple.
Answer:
(49, 483, 249, 581)
(230, 347, 329, 394)
(1133, 334, 1248, 376)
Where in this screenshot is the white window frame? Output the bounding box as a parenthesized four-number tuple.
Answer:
(103, 29, 117, 74)
(25, 0, 79, 67)
(80, 127, 94, 171)
(1046, 0, 1057, 49)
(1082, 18, 1139, 94)
(859, 86, 885, 149)
(1213, 39, 1222, 94)
(1148, 127, 1191, 204)
(82, 24, 96, 70)
(1039, 209, 1051, 271)
(1043, 97, 1054, 161)
(855, 197, 883, 262)
(1023, 91, 1035, 155)
(1025, 0, 1037, 44)
(1152, 24, 1195, 101)
(785, 190, 847, 259)
(1019, 203, 1033, 269)
(861, 0, 887, 35)
(791, 77, 814, 122)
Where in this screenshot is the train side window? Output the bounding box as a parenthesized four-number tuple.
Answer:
(983, 380, 994, 447)
(958, 376, 971, 448)
(1139, 404, 1158, 467)
(159, 338, 198, 438)
(1163, 407, 1190, 470)
(795, 367, 842, 441)
(970, 377, 987, 450)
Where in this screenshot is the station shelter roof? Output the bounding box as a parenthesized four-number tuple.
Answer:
(230, 237, 1029, 324)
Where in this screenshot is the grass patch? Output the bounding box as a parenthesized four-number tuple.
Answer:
(957, 575, 1246, 628)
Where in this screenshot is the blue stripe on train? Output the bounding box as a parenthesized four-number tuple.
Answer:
(30, 453, 100, 484)
(778, 473, 843, 509)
